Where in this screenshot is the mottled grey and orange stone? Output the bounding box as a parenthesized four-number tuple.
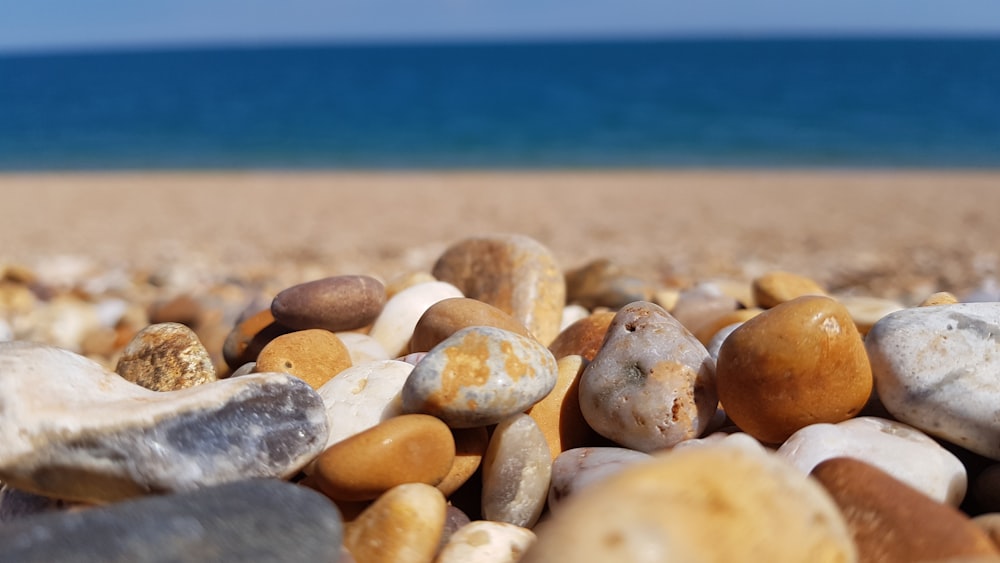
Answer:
(271, 275, 386, 333)
(115, 322, 217, 391)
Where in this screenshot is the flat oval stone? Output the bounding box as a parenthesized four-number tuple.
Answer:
(481, 414, 552, 528)
(222, 308, 293, 370)
(314, 414, 455, 501)
(409, 297, 532, 354)
(812, 457, 998, 562)
(254, 328, 352, 389)
(548, 447, 652, 512)
(716, 295, 873, 444)
(431, 234, 566, 346)
(402, 326, 557, 428)
(752, 270, 827, 309)
(579, 301, 718, 452)
(271, 275, 386, 333)
(547, 310, 615, 361)
(368, 280, 464, 358)
(316, 359, 412, 451)
(526, 355, 599, 459)
(0, 479, 344, 563)
(335, 331, 390, 364)
(866, 302, 1000, 459)
(436, 520, 537, 563)
(522, 444, 856, 563)
(777, 416, 967, 506)
(115, 322, 217, 391)
(0, 341, 329, 503)
(344, 483, 446, 563)
(437, 426, 489, 497)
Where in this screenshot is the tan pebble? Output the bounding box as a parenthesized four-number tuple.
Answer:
(437, 426, 489, 497)
(254, 328, 351, 389)
(716, 296, 872, 444)
(707, 278, 756, 308)
(481, 414, 552, 528)
(1, 263, 37, 285)
(148, 294, 203, 327)
(836, 295, 904, 336)
(973, 514, 1000, 552)
(115, 322, 217, 391)
(436, 520, 537, 563)
(527, 355, 598, 459)
(385, 271, 437, 300)
(0, 281, 37, 316)
(410, 297, 533, 354)
(669, 283, 740, 336)
(693, 308, 762, 345)
(344, 483, 446, 563)
(752, 270, 827, 309)
(547, 310, 615, 362)
(652, 288, 681, 311)
(221, 308, 292, 370)
(812, 457, 998, 563)
(920, 291, 960, 306)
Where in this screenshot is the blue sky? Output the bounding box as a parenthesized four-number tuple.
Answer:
(3, 0, 999, 53)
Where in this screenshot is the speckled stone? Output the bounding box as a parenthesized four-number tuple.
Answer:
(0, 341, 329, 503)
(409, 297, 532, 354)
(579, 301, 718, 452)
(114, 322, 217, 391)
(222, 308, 293, 370)
(254, 328, 352, 389)
(716, 296, 872, 444)
(271, 275, 386, 333)
(0, 479, 344, 563)
(526, 355, 599, 459)
(368, 280, 464, 358)
(437, 426, 489, 497)
(316, 359, 413, 451)
(481, 414, 552, 528)
(752, 270, 827, 309)
(402, 326, 557, 428)
(548, 447, 652, 512)
(547, 310, 615, 362)
(431, 234, 566, 346)
(344, 483, 446, 563)
(436, 520, 537, 563)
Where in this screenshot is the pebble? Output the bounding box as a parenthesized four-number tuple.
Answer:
(811, 457, 999, 562)
(547, 310, 615, 361)
(313, 414, 456, 501)
(578, 301, 718, 452)
(439, 505, 473, 554)
(777, 416, 967, 506)
(705, 321, 742, 362)
(0, 318, 12, 342)
(547, 447, 652, 512)
(148, 293, 203, 327)
(522, 443, 856, 562)
(836, 294, 904, 336)
(409, 297, 533, 354)
(558, 303, 590, 332)
(668, 283, 740, 336)
(436, 520, 537, 563)
(254, 328, 352, 389)
(564, 258, 653, 310)
(0, 484, 71, 523)
(481, 414, 552, 528)
(115, 321, 217, 391)
(0, 478, 344, 563)
(437, 426, 489, 497)
(316, 359, 412, 450)
(692, 307, 762, 345)
(973, 513, 1000, 551)
(752, 270, 827, 309)
(865, 302, 1000, 459)
(222, 308, 293, 370)
(368, 280, 464, 358)
(335, 331, 390, 364)
(716, 295, 873, 444)
(271, 275, 386, 332)
(920, 291, 959, 306)
(0, 341, 329, 503)
(431, 234, 566, 346)
(526, 355, 598, 458)
(402, 326, 558, 428)
(384, 270, 436, 299)
(344, 483, 446, 563)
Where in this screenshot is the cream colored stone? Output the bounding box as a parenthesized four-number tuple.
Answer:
(368, 281, 463, 358)
(435, 521, 537, 563)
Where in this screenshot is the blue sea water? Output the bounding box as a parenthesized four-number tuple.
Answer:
(0, 38, 998, 169)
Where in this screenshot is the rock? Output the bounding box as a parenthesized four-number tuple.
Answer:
(115, 322, 217, 391)
(222, 308, 293, 370)
(526, 355, 599, 459)
(693, 308, 762, 345)
(973, 513, 1000, 552)
(0, 479, 344, 563)
(254, 329, 352, 389)
(811, 457, 998, 563)
(314, 414, 455, 501)
(316, 360, 413, 451)
(669, 283, 739, 337)
(432, 234, 565, 346)
(148, 294, 203, 327)
(384, 271, 436, 300)
(752, 270, 827, 309)
(436, 521, 537, 563)
(437, 426, 489, 497)
(335, 332, 390, 364)
(565, 258, 653, 310)
(522, 444, 856, 563)
(481, 414, 552, 528)
(409, 297, 533, 354)
(439, 505, 473, 555)
(558, 304, 590, 332)
(271, 275, 386, 332)
(836, 295, 904, 336)
(716, 296, 872, 444)
(344, 483, 446, 563)
(866, 302, 1000, 459)
(777, 417, 967, 506)
(368, 281, 464, 358)
(0, 484, 72, 523)
(705, 321, 742, 363)
(547, 310, 615, 362)
(920, 291, 959, 306)
(402, 326, 557, 428)
(548, 447, 652, 512)
(579, 301, 717, 452)
(0, 341, 329, 503)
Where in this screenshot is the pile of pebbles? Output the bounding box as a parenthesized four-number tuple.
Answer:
(2, 233, 1000, 562)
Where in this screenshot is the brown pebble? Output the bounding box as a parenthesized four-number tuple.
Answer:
(409, 297, 533, 354)
(254, 329, 351, 389)
(811, 457, 999, 563)
(669, 284, 740, 336)
(221, 308, 292, 370)
(148, 294, 203, 327)
(547, 310, 615, 362)
(384, 271, 437, 300)
(920, 291, 960, 306)
(344, 483, 446, 563)
(115, 322, 217, 391)
(565, 258, 653, 310)
(527, 355, 599, 459)
(437, 426, 489, 497)
(271, 275, 386, 333)
(693, 308, 762, 345)
(752, 270, 827, 309)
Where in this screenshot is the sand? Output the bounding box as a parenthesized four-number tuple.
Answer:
(1, 169, 998, 302)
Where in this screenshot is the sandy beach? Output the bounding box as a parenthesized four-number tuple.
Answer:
(2, 169, 999, 302)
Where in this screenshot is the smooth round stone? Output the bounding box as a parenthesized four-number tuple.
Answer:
(271, 275, 386, 333)
(368, 280, 464, 358)
(812, 457, 999, 562)
(481, 414, 552, 528)
(438, 505, 473, 556)
(335, 331, 390, 364)
(522, 444, 856, 563)
(384, 270, 436, 300)
(579, 301, 718, 452)
(752, 270, 827, 309)
(0, 479, 344, 563)
(866, 302, 1000, 459)
(668, 283, 740, 337)
(314, 414, 455, 501)
(436, 521, 537, 563)
(777, 416, 967, 506)
(526, 355, 598, 459)
(437, 426, 489, 497)
(920, 291, 959, 306)
(705, 321, 742, 363)
(148, 294, 203, 327)
(115, 321, 217, 391)
(693, 308, 761, 345)
(402, 326, 557, 428)
(672, 430, 766, 454)
(547, 310, 615, 362)
(716, 295, 873, 444)
(316, 359, 413, 451)
(558, 304, 590, 332)
(344, 483, 446, 563)
(231, 361, 256, 377)
(222, 308, 293, 370)
(836, 295, 904, 336)
(565, 258, 653, 310)
(409, 297, 532, 354)
(548, 447, 652, 512)
(0, 341, 329, 503)
(254, 328, 352, 389)
(973, 514, 1000, 551)
(431, 234, 566, 346)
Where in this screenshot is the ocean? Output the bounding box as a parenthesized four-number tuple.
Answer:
(0, 38, 998, 170)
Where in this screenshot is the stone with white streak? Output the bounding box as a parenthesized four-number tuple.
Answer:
(316, 360, 413, 451)
(436, 520, 537, 563)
